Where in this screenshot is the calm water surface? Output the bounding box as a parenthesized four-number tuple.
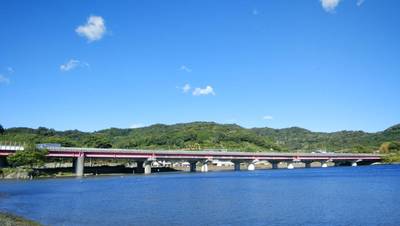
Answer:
(1, 165, 400, 226)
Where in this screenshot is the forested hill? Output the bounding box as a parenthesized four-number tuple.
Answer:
(252, 124, 400, 153)
(0, 122, 399, 153)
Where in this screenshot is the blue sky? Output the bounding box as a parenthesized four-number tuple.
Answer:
(1, 0, 399, 132)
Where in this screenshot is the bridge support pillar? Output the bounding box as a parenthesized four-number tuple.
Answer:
(247, 163, 255, 171)
(74, 155, 85, 177)
(270, 161, 279, 169)
(321, 162, 328, 168)
(233, 161, 241, 171)
(144, 161, 152, 174)
(200, 163, 208, 172)
(287, 163, 294, 169)
(189, 161, 197, 172)
(305, 162, 312, 168)
(351, 162, 358, 167)
(0, 157, 7, 168)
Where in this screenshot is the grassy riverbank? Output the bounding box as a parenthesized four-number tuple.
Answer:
(0, 212, 41, 226)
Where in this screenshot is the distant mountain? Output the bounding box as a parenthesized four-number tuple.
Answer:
(252, 124, 400, 153)
(1, 122, 399, 153)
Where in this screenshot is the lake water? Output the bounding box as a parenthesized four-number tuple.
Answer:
(1, 165, 400, 226)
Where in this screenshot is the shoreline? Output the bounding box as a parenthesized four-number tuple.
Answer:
(0, 212, 41, 226)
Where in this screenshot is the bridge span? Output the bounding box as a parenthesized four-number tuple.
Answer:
(0, 146, 382, 176)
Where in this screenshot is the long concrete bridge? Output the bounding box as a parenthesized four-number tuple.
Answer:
(0, 145, 382, 176)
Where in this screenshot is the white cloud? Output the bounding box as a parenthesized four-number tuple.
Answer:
(0, 74, 10, 84)
(60, 59, 88, 72)
(76, 16, 106, 42)
(130, 123, 145, 129)
(192, 85, 215, 96)
(179, 65, 192, 73)
(357, 0, 365, 6)
(182, 84, 191, 93)
(320, 0, 341, 12)
(262, 115, 273, 120)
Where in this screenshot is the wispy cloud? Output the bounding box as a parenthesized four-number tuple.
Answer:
(357, 0, 365, 6)
(192, 85, 215, 96)
(320, 0, 341, 13)
(76, 15, 106, 42)
(0, 74, 10, 84)
(262, 115, 273, 120)
(60, 59, 89, 72)
(182, 84, 191, 93)
(179, 65, 192, 73)
(130, 123, 145, 129)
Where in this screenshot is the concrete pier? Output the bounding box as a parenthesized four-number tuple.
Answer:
(233, 161, 241, 171)
(287, 163, 294, 169)
(75, 155, 85, 177)
(321, 162, 328, 168)
(143, 161, 152, 174)
(270, 161, 279, 169)
(247, 163, 255, 171)
(190, 161, 197, 172)
(200, 162, 208, 172)
(351, 162, 358, 167)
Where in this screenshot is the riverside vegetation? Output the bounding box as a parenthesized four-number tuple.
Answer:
(0, 212, 42, 226)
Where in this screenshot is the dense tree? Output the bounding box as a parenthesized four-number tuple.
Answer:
(380, 141, 400, 153)
(0, 124, 4, 134)
(7, 144, 48, 168)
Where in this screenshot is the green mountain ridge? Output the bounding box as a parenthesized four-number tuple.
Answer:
(1, 122, 400, 153)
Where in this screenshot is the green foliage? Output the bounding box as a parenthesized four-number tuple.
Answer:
(1, 122, 400, 153)
(0, 124, 4, 134)
(7, 144, 48, 168)
(0, 212, 42, 226)
(379, 141, 400, 153)
(83, 135, 112, 148)
(382, 153, 400, 163)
